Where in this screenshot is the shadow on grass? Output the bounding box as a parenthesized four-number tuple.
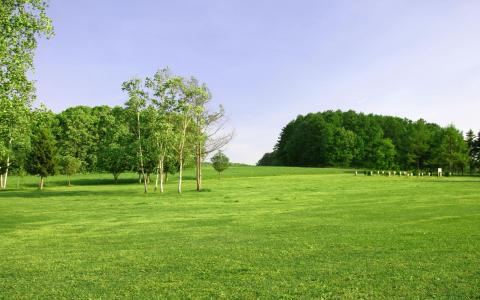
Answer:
(20, 177, 139, 188)
(0, 189, 136, 199)
(430, 179, 480, 183)
(0, 185, 213, 199)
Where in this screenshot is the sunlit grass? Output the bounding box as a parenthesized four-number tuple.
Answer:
(1, 166, 479, 298)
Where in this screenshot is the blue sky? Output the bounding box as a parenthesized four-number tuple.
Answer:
(34, 0, 480, 164)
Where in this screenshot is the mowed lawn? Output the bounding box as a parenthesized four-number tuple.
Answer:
(0, 166, 479, 299)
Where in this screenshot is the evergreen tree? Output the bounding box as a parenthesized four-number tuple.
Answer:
(26, 127, 56, 190)
(465, 129, 477, 174)
(433, 126, 469, 174)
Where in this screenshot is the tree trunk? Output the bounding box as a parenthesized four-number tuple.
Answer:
(178, 157, 183, 194)
(68, 176, 71, 187)
(155, 166, 160, 191)
(195, 143, 202, 191)
(177, 119, 188, 194)
(39, 177, 44, 190)
(0, 174, 3, 189)
(159, 155, 164, 193)
(3, 139, 12, 189)
(3, 155, 9, 189)
(136, 111, 147, 194)
(178, 139, 184, 194)
(114, 173, 119, 183)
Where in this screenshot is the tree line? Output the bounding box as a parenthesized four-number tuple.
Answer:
(258, 110, 479, 174)
(1, 69, 232, 191)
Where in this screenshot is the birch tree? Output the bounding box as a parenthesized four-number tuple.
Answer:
(122, 79, 148, 193)
(174, 77, 195, 194)
(189, 81, 232, 191)
(145, 69, 177, 193)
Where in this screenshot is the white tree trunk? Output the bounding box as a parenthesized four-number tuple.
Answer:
(136, 111, 147, 193)
(159, 155, 164, 193)
(196, 143, 202, 191)
(3, 155, 9, 189)
(177, 119, 188, 194)
(178, 157, 183, 194)
(155, 167, 159, 191)
(3, 138, 12, 189)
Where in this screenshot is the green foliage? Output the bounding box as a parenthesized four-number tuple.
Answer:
(96, 106, 132, 182)
(375, 138, 396, 170)
(329, 127, 356, 167)
(26, 126, 56, 178)
(60, 155, 82, 177)
(55, 106, 99, 171)
(465, 129, 479, 174)
(211, 151, 229, 175)
(257, 151, 280, 166)
(261, 110, 469, 172)
(433, 125, 469, 173)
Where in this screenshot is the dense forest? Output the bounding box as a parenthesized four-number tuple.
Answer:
(258, 110, 479, 174)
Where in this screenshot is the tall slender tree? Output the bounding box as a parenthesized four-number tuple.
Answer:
(145, 69, 177, 193)
(122, 78, 148, 193)
(175, 77, 194, 194)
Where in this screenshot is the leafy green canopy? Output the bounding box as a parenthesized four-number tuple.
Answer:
(26, 127, 56, 178)
(259, 110, 469, 172)
(211, 151, 229, 174)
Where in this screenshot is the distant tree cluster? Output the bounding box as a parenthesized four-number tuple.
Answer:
(258, 110, 477, 174)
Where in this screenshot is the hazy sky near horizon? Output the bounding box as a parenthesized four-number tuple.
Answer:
(34, 0, 480, 164)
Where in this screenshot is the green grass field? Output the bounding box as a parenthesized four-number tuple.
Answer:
(1, 166, 479, 299)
